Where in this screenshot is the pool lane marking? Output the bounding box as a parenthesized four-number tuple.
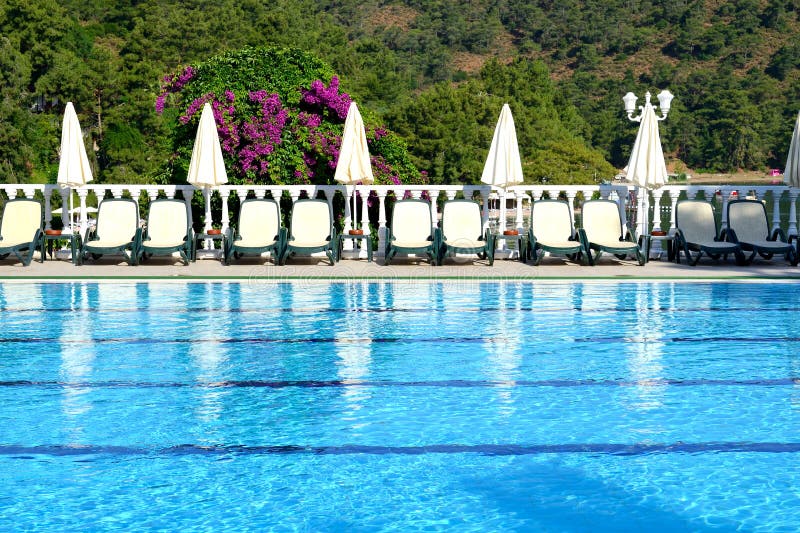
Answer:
(6, 305, 800, 314)
(3, 442, 800, 458)
(3, 335, 800, 344)
(2, 378, 798, 388)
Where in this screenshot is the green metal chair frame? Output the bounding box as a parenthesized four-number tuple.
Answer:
(436, 199, 494, 265)
(385, 198, 438, 265)
(0, 198, 44, 266)
(280, 199, 339, 266)
(724, 199, 798, 265)
(526, 199, 586, 266)
(79, 197, 142, 266)
(224, 198, 286, 265)
(578, 199, 645, 266)
(674, 199, 745, 266)
(138, 198, 193, 265)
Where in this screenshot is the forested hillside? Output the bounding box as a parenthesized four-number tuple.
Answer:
(1, 0, 799, 185)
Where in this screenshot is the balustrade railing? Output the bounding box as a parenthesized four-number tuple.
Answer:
(3, 182, 798, 261)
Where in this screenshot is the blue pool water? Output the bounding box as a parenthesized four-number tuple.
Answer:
(0, 281, 799, 531)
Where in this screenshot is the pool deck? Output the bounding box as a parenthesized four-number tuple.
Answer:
(2, 253, 800, 282)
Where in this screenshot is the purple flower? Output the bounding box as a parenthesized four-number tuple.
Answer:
(155, 94, 166, 114)
(300, 77, 352, 120)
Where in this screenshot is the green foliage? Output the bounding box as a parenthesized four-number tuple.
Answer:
(158, 46, 425, 186)
(390, 60, 615, 184)
(3, 0, 800, 184)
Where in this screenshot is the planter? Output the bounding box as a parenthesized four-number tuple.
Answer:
(45, 229, 62, 236)
(207, 229, 222, 235)
(503, 230, 519, 236)
(650, 230, 666, 237)
(349, 229, 364, 235)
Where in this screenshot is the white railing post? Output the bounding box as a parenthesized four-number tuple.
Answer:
(77, 188, 89, 236)
(359, 189, 370, 259)
(667, 189, 678, 234)
(429, 190, 438, 234)
(789, 189, 799, 237)
(771, 189, 783, 233)
(377, 190, 388, 258)
(220, 188, 231, 234)
(43, 186, 54, 230)
(60, 188, 70, 232)
(481, 190, 491, 233)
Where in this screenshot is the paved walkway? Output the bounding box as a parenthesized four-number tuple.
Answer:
(2, 253, 800, 282)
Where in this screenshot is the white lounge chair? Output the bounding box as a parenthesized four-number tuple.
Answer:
(725, 199, 798, 265)
(0, 199, 44, 266)
(437, 200, 494, 265)
(385, 199, 437, 265)
(80, 198, 141, 265)
(224, 198, 285, 265)
(139, 199, 192, 265)
(280, 199, 338, 265)
(527, 200, 585, 265)
(578, 199, 644, 266)
(674, 200, 744, 266)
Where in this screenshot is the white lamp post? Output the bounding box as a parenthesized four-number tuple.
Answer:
(623, 89, 673, 258)
(624, 90, 673, 122)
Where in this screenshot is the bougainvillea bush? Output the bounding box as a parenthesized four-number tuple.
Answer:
(156, 47, 425, 186)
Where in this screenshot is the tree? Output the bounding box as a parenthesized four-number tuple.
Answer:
(156, 46, 425, 186)
(389, 59, 616, 184)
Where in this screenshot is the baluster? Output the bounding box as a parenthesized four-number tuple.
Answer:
(565, 191, 579, 233)
(771, 189, 782, 233)
(788, 189, 799, 237)
(77, 189, 90, 237)
(43, 187, 53, 230)
(481, 191, 490, 233)
(720, 189, 730, 230)
(377, 191, 388, 258)
(60, 188, 70, 232)
(220, 189, 231, 233)
(514, 191, 524, 232)
(668, 190, 678, 235)
(652, 189, 665, 233)
(360, 188, 370, 255)
(429, 191, 438, 233)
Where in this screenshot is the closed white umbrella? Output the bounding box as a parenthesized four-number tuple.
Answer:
(482, 104, 523, 245)
(784, 111, 800, 188)
(187, 103, 228, 248)
(481, 103, 524, 188)
(625, 103, 669, 189)
(335, 102, 374, 186)
(624, 93, 669, 257)
(57, 102, 93, 233)
(335, 102, 374, 241)
(187, 103, 228, 189)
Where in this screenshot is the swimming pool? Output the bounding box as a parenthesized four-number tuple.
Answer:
(0, 281, 798, 531)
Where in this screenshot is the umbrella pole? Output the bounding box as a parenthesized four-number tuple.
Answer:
(70, 190, 77, 235)
(203, 188, 215, 258)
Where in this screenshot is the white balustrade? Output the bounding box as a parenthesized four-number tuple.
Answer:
(3, 182, 798, 263)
